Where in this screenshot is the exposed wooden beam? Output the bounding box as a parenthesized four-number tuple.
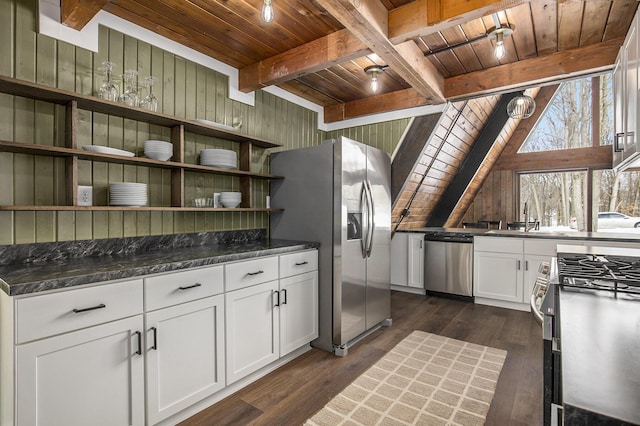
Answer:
(324, 88, 428, 122)
(61, 0, 108, 30)
(493, 145, 613, 171)
(445, 38, 623, 100)
(239, 30, 369, 92)
(314, 0, 445, 103)
(388, 0, 529, 44)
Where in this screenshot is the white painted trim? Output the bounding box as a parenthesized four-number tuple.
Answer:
(37, 1, 446, 130)
(38, 0, 255, 106)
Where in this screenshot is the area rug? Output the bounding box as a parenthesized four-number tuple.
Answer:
(305, 330, 507, 426)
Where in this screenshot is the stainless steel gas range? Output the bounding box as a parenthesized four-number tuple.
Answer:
(534, 244, 640, 426)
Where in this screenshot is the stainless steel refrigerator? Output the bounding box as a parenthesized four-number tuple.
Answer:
(270, 136, 391, 355)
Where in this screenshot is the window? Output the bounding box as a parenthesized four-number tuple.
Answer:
(518, 74, 639, 233)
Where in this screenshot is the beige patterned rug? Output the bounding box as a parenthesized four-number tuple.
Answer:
(305, 330, 507, 426)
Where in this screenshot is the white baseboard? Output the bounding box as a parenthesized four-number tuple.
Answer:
(474, 297, 531, 312)
(391, 285, 426, 295)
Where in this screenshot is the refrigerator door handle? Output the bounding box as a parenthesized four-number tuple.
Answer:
(360, 181, 368, 258)
(366, 180, 375, 258)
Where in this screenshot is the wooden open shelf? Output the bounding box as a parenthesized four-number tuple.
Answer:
(0, 75, 283, 212)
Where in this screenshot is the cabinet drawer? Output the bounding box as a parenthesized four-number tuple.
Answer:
(144, 265, 224, 311)
(225, 256, 278, 292)
(279, 250, 318, 278)
(16, 279, 143, 344)
(474, 236, 523, 253)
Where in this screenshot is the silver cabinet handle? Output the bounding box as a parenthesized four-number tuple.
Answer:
(72, 303, 106, 313)
(178, 283, 202, 290)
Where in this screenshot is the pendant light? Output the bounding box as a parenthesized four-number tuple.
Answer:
(507, 93, 536, 119)
(364, 65, 388, 93)
(487, 14, 513, 60)
(262, 0, 274, 23)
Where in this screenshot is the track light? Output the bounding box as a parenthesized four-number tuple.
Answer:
(262, 0, 274, 23)
(364, 65, 388, 93)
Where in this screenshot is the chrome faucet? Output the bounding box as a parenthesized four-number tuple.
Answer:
(523, 202, 530, 232)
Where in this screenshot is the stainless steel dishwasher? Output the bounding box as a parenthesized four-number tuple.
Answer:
(424, 233, 473, 300)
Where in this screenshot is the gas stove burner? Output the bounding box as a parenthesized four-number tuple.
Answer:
(591, 280, 629, 290)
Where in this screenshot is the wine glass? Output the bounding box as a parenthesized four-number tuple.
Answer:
(97, 61, 119, 102)
(139, 76, 158, 112)
(119, 70, 139, 107)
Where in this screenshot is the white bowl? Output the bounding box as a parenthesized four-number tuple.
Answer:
(221, 200, 241, 208)
(144, 140, 172, 149)
(220, 192, 242, 197)
(145, 151, 172, 161)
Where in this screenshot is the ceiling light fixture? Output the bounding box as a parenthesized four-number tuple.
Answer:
(262, 0, 274, 23)
(487, 14, 513, 60)
(364, 65, 388, 93)
(507, 93, 536, 119)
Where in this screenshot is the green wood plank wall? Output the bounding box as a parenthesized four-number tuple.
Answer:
(0, 0, 409, 244)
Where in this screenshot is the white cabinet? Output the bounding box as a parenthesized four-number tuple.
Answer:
(145, 295, 225, 425)
(390, 232, 425, 292)
(16, 288, 145, 426)
(225, 250, 319, 385)
(474, 248, 523, 303)
(614, 11, 640, 170)
(280, 271, 318, 356)
(474, 237, 568, 310)
(407, 234, 425, 289)
(225, 280, 280, 385)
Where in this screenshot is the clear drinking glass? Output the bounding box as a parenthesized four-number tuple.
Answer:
(139, 76, 158, 112)
(97, 61, 119, 102)
(119, 70, 139, 107)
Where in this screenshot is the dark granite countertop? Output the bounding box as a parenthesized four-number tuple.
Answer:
(559, 286, 640, 425)
(0, 231, 319, 296)
(401, 227, 640, 242)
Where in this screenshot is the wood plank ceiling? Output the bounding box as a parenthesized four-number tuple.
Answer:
(62, 0, 636, 122)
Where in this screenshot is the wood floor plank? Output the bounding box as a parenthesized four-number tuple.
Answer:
(179, 292, 543, 425)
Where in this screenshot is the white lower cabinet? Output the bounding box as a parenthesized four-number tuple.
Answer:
(280, 271, 318, 356)
(145, 295, 225, 425)
(474, 250, 524, 303)
(407, 234, 425, 289)
(4, 249, 318, 426)
(16, 315, 145, 426)
(225, 280, 280, 385)
(390, 232, 425, 291)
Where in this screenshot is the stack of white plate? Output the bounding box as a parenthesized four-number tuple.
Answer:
(219, 191, 242, 208)
(109, 182, 148, 206)
(200, 149, 237, 169)
(144, 140, 173, 161)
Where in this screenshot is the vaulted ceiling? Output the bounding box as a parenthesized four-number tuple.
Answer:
(62, 0, 634, 123)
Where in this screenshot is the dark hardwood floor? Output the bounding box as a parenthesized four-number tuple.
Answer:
(179, 291, 543, 425)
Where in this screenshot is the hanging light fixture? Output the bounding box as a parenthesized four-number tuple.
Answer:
(364, 65, 388, 93)
(262, 0, 274, 23)
(487, 14, 513, 60)
(507, 93, 536, 119)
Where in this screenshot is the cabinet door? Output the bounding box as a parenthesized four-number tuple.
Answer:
(407, 234, 424, 289)
(390, 232, 408, 286)
(145, 295, 225, 425)
(523, 255, 551, 304)
(16, 316, 144, 426)
(225, 280, 280, 385)
(279, 271, 318, 356)
(625, 17, 638, 156)
(474, 252, 523, 303)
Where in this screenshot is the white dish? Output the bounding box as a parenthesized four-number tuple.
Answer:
(83, 145, 135, 157)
